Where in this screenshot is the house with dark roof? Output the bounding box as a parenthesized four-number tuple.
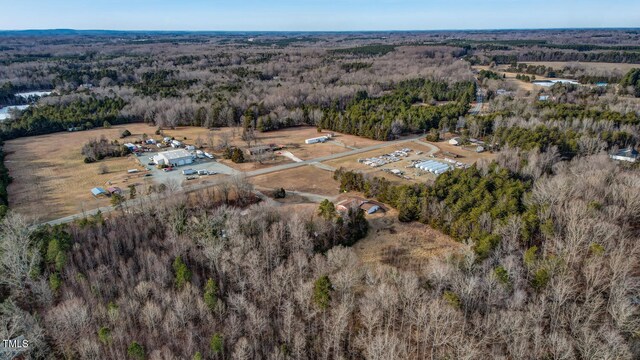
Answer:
(335, 196, 386, 214)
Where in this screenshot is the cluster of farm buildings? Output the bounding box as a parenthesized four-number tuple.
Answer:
(88, 133, 338, 199)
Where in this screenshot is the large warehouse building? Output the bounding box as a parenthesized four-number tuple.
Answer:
(415, 160, 452, 175)
(153, 149, 193, 166)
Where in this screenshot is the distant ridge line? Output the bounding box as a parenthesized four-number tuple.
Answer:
(1, 28, 639, 37)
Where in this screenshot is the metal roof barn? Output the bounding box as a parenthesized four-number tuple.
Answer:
(91, 187, 108, 197)
(154, 149, 194, 166)
(416, 160, 452, 174)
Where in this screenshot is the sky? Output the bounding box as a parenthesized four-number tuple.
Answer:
(1, 0, 639, 31)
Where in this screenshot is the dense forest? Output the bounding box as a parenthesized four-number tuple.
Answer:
(0, 30, 639, 359)
(2, 154, 639, 359)
(319, 79, 474, 140)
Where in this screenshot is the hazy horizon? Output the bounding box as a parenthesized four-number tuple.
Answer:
(3, 0, 639, 31)
(2, 27, 640, 33)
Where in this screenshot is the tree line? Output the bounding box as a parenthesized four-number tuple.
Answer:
(476, 51, 640, 65)
(0, 144, 11, 219)
(334, 164, 534, 259)
(620, 68, 640, 97)
(0, 95, 129, 141)
(319, 79, 475, 140)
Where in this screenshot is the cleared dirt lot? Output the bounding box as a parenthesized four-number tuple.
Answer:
(250, 165, 339, 196)
(355, 209, 465, 271)
(429, 139, 497, 164)
(4, 124, 156, 222)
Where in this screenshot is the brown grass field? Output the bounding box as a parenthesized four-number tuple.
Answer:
(517, 61, 638, 73)
(429, 139, 497, 164)
(3, 124, 384, 221)
(250, 165, 339, 196)
(4, 123, 158, 222)
(160, 126, 383, 162)
(354, 209, 465, 270)
(218, 157, 293, 172)
(269, 201, 463, 269)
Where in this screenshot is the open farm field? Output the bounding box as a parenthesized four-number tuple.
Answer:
(518, 61, 639, 72)
(354, 209, 465, 270)
(250, 165, 340, 196)
(4, 123, 154, 222)
(429, 139, 497, 164)
(217, 157, 293, 171)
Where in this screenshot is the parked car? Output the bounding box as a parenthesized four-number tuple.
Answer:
(144, 173, 152, 177)
(162, 167, 174, 172)
(147, 162, 154, 166)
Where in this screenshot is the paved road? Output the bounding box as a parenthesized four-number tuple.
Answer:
(37, 135, 437, 227)
(469, 85, 484, 115)
(311, 162, 337, 172)
(329, 139, 358, 150)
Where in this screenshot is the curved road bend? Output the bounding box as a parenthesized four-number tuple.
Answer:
(37, 136, 438, 227)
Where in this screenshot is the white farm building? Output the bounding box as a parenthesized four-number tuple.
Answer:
(305, 135, 330, 144)
(153, 149, 193, 166)
(415, 160, 452, 175)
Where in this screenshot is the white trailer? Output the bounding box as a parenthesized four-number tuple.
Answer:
(305, 136, 329, 144)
